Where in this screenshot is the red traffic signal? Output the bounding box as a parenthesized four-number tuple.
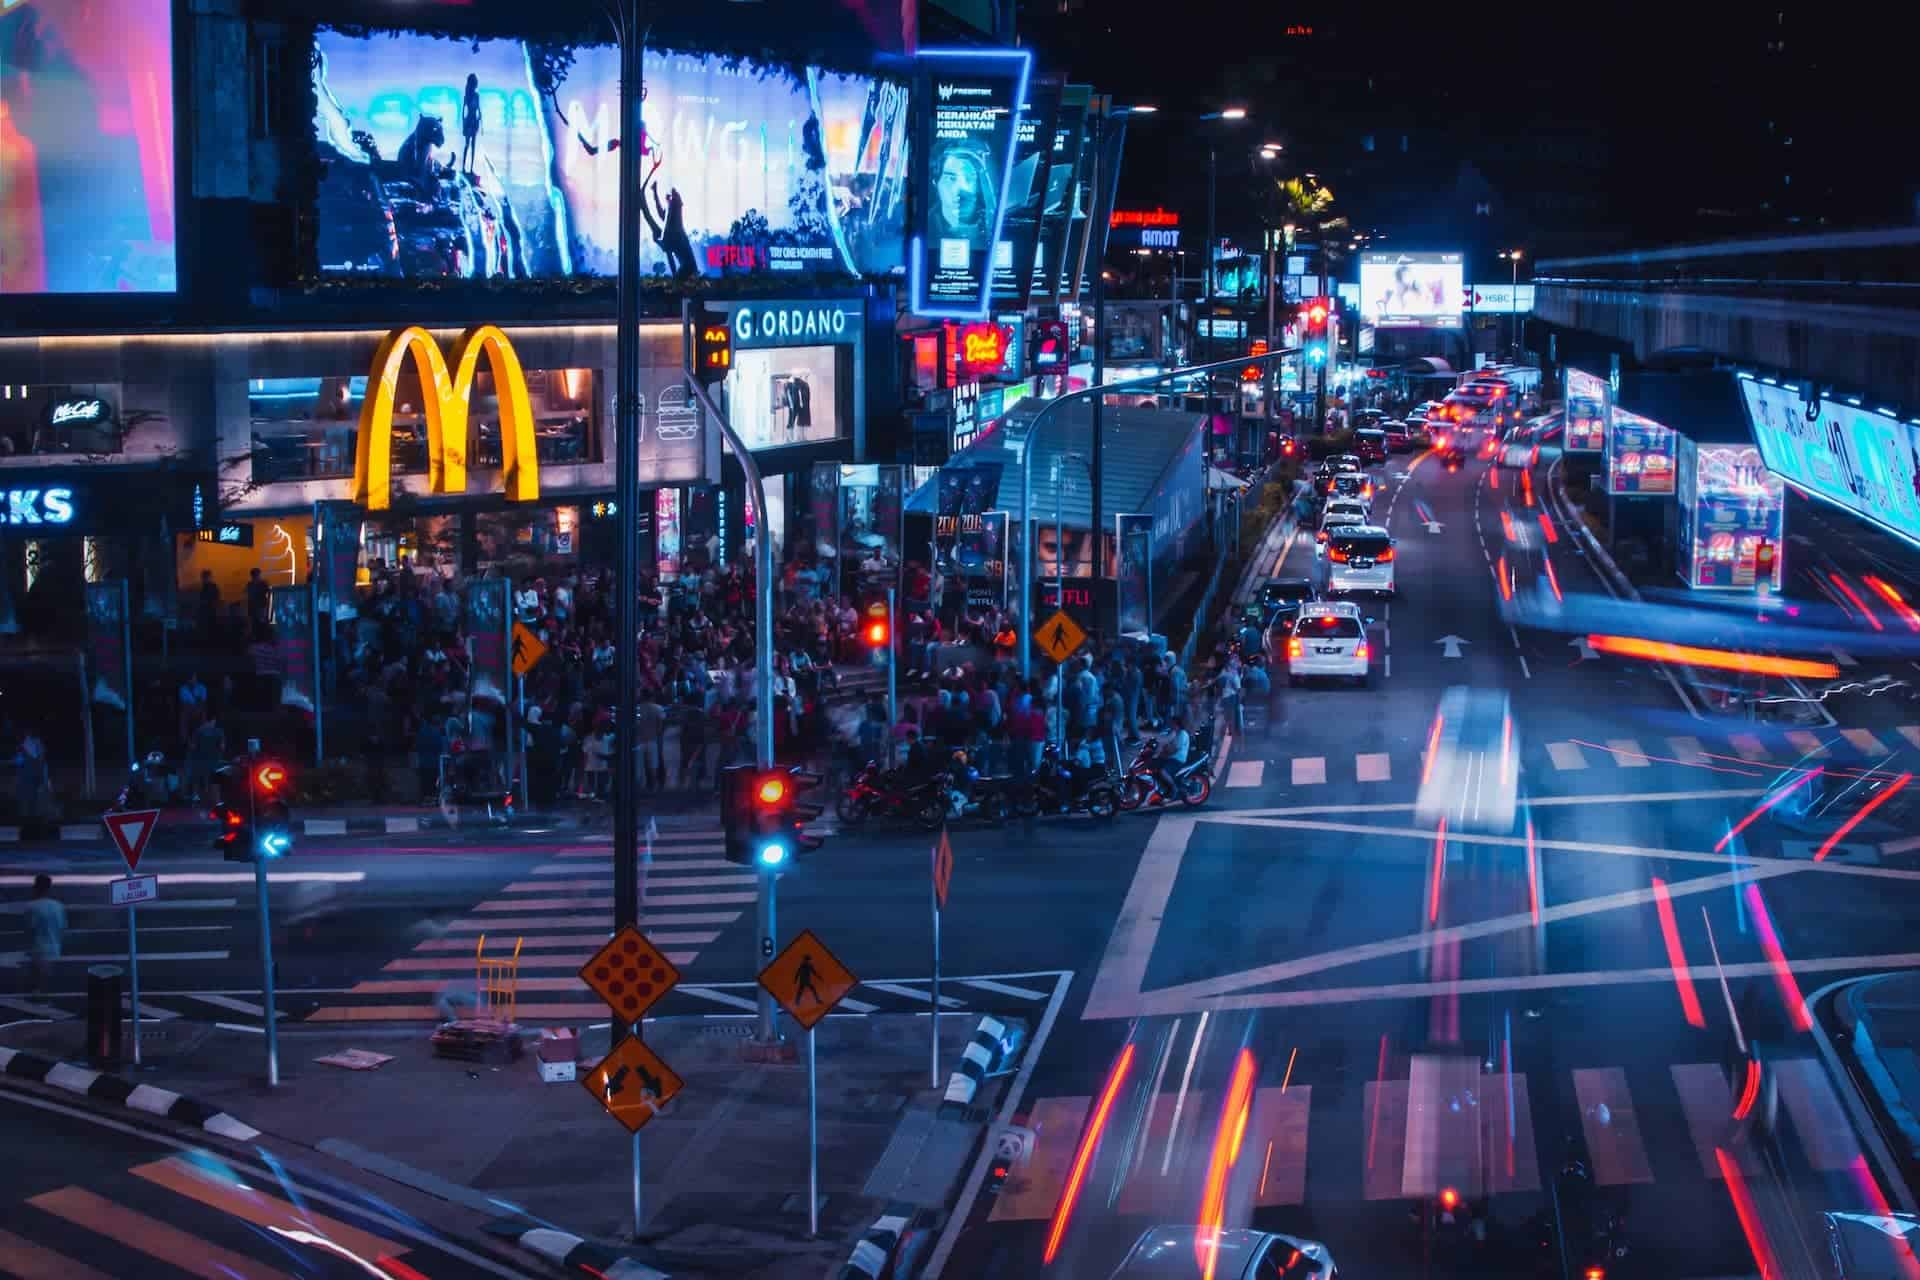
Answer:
(864, 600, 891, 648)
(865, 619, 890, 647)
(755, 774, 789, 807)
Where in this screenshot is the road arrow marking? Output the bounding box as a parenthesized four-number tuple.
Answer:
(1425, 521, 1444, 534)
(1571, 636, 1599, 662)
(1436, 635, 1469, 658)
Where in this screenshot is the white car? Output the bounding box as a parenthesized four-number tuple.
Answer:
(1315, 509, 1366, 555)
(1110, 1227, 1336, 1279)
(1284, 601, 1372, 686)
(1415, 685, 1518, 834)
(1322, 524, 1397, 596)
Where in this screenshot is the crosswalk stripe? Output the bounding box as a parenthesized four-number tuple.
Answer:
(442, 912, 741, 930)
(307, 1002, 601, 1022)
(1487, 1071, 1540, 1195)
(1405, 1055, 1481, 1197)
(348, 969, 695, 994)
(1604, 740, 1650, 768)
(381, 953, 660, 973)
(1728, 734, 1770, 761)
(1249, 1086, 1311, 1205)
(0, 996, 73, 1021)
(1225, 760, 1265, 788)
(990, 1095, 1090, 1221)
(1842, 728, 1890, 756)
(1899, 725, 1920, 751)
(532, 859, 739, 874)
(28, 1185, 297, 1280)
(131, 1155, 410, 1264)
(958, 978, 1051, 1001)
(1573, 1068, 1653, 1185)
(864, 981, 964, 1007)
(182, 994, 283, 1019)
(0, 1226, 114, 1280)
(1785, 731, 1831, 758)
(46, 951, 227, 964)
(1292, 757, 1326, 785)
(120, 997, 178, 1021)
(1670, 1063, 1732, 1179)
(1771, 1057, 1862, 1171)
(641, 891, 759, 907)
(1546, 742, 1586, 771)
(503, 874, 756, 893)
(413, 931, 720, 952)
(1667, 736, 1707, 764)
(679, 987, 759, 1012)
(1356, 753, 1391, 783)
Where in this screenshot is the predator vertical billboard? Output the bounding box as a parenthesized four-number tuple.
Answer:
(311, 29, 910, 282)
(910, 48, 1032, 319)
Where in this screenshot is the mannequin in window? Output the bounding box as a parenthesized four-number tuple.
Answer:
(780, 373, 812, 439)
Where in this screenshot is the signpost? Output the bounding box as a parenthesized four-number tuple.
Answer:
(931, 828, 953, 1087)
(103, 809, 160, 1066)
(581, 926, 682, 1238)
(758, 930, 858, 1237)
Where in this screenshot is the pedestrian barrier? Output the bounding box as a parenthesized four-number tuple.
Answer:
(839, 1202, 918, 1280)
(939, 1015, 1011, 1118)
(484, 1222, 667, 1279)
(0, 1045, 259, 1141)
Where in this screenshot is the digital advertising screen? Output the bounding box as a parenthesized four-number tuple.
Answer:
(1358, 252, 1463, 328)
(1677, 441, 1785, 590)
(1740, 376, 1920, 550)
(1564, 367, 1609, 453)
(990, 77, 1061, 308)
(0, 0, 176, 293)
(1605, 406, 1677, 495)
(912, 48, 1032, 318)
(311, 31, 911, 282)
(1031, 85, 1089, 304)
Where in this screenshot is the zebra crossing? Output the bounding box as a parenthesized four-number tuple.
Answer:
(992, 1053, 1864, 1221)
(1221, 724, 1920, 790)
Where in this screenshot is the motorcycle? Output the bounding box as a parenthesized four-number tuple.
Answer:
(937, 751, 1010, 826)
(1016, 745, 1119, 821)
(838, 761, 946, 831)
(1116, 727, 1214, 811)
(115, 749, 180, 812)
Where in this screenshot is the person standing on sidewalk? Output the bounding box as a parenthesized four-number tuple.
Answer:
(24, 874, 65, 994)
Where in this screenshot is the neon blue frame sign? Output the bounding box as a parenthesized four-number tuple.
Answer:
(910, 47, 1033, 321)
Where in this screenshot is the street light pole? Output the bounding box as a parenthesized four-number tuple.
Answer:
(1204, 143, 1217, 365)
(611, 0, 643, 1032)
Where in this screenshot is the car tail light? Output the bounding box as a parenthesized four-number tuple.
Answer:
(1328, 548, 1349, 563)
(1354, 642, 1369, 661)
(1286, 636, 1302, 658)
(1376, 547, 1395, 562)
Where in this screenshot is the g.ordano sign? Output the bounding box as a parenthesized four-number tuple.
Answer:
(730, 302, 862, 349)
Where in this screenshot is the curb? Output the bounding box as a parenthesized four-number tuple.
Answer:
(484, 1222, 668, 1279)
(939, 1016, 1009, 1117)
(0, 1044, 260, 1141)
(838, 1202, 918, 1279)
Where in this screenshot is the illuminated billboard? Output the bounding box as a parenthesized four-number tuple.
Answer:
(1605, 406, 1676, 495)
(1741, 376, 1920, 548)
(911, 48, 1032, 319)
(1564, 367, 1608, 453)
(0, 0, 176, 293)
(310, 31, 910, 281)
(990, 77, 1062, 307)
(1030, 85, 1090, 304)
(1358, 252, 1463, 328)
(1675, 440, 1785, 591)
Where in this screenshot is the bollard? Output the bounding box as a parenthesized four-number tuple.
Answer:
(85, 964, 124, 1067)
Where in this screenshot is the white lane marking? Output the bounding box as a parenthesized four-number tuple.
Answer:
(0, 874, 362, 887)
(1843, 728, 1889, 756)
(1546, 742, 1587, 771)
(865, 982, 964, 1008)
(1226, 761, 1266, 788)
(1898, 725, 1920, 751)
(0, 996, 72, 1020)
(1728, 734, 1770, 761)
(678, 987, 759, 1012)
(1785, 731, 1831, 758)
(1291, 757, 1327, 785)
(1517, 654, 1531, 679)
(1085, 817, 1197, 1020)
(184, 993, 286, 1018)
(120, 996, 179, 1020)
(1356, 753, 1391, 783)
(959, 977, 1052, 1001)
(1605, 740, 1651, 768)
(1667, 736, 1708, 764)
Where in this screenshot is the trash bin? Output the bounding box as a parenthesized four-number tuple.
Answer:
(85, 964, 123, 1067)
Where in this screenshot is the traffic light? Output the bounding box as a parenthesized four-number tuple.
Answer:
(863, 600, 891, 649)
(251, 759, 294, 858)
(723, 764, 823, 870)
(212, 801, 249, 859)
(692, 303, 732, 386)
(1301, 297, 1330, 366)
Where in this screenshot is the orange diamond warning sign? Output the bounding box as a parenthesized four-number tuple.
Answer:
(581, 1035, 682, 1133)
(757, 929, 858, 1032)
(580, 926, 681, 1025)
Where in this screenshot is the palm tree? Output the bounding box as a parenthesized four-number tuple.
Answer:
(1268, 176, 1349, 295)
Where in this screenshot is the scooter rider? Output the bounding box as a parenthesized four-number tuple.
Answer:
(1150, 714, 1190, 804)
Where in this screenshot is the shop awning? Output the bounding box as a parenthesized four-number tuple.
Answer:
(906, 399, 1206, 530)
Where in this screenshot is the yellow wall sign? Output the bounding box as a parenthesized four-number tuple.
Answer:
(351, 325, 542, 512)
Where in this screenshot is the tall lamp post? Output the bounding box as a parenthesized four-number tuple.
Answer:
(1499, 248, 1524, 358)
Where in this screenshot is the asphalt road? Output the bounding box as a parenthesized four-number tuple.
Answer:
(937, 440, 1920, 1280)
(0, 1087, 527, 1278)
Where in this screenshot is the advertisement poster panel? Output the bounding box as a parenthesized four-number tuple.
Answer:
(1606, 406, 1677, 495)
(311, 30, 910, 281)
(991, 78, 1062, 308)
(1358, 252, 1464, 328)
(913, 49, 1032, 318)
(84, 583, 131, 735)
(808, 463, 841, 596)
(959, 511, 1008, 612)
(1564, 367, 1609, 453)
(0, 0, 176, 293)
(1068, 113, 1128, 301)
(933, 464, 1004, 574)
(1680, 442, 1786, 590)
(464, 577, 511, 706)
(1031, 86, 1091, 306)
(1740, 377, 1920, 548)
(271, 584, 317, 713)
(1116, 513, 1153, 638)
(313, 500, 361, 620)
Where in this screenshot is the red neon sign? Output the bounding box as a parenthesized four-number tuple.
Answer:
(1110, 208, 1179, 228)
(958, 322, 1007, 373)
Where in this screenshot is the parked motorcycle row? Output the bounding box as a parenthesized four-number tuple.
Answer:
(834, 721, 1216, 832)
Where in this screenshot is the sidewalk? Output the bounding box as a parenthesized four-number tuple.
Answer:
(0, 1012, 1005, 1278)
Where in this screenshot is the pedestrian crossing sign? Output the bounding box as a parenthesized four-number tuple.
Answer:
(511, 622, 547, 677)
(1036, 610, 1087, 664)
(758, 929, 858, 1031)
(582, 1034, 683, 1133)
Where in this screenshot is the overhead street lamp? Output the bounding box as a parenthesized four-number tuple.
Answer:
(1499, 248, 1524, 356)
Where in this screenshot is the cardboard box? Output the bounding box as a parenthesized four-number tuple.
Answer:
(535, 1028, 578, 1083)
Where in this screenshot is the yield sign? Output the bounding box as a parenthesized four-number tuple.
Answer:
(103, 809, 160, 873)
(932, 827, 954, 911)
